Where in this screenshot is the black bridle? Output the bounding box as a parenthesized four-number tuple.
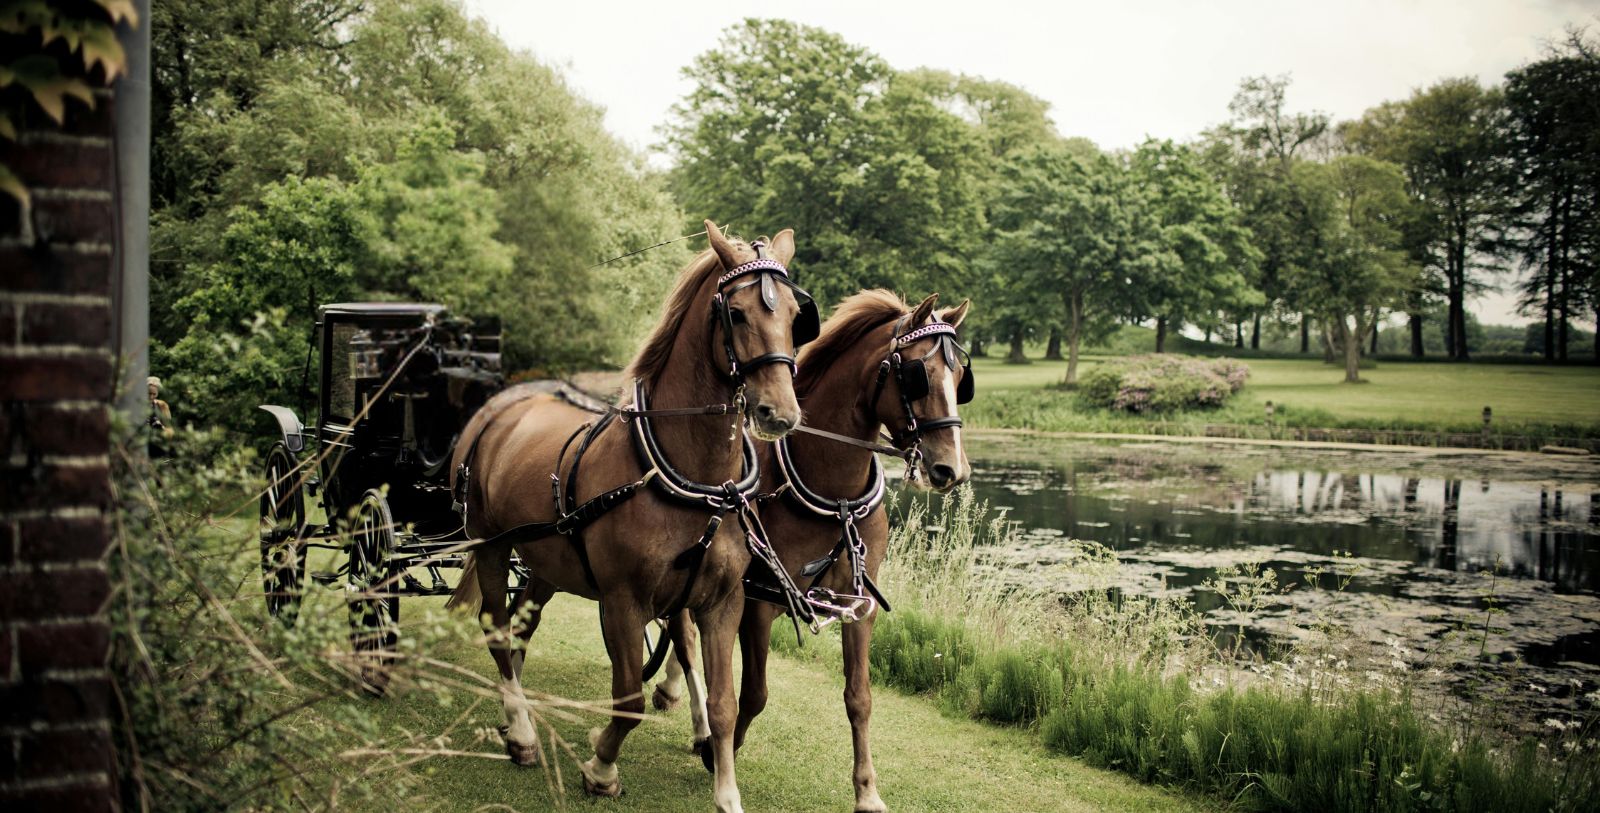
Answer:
(866, 314, 974, 479)
(709, 240, 820, 387)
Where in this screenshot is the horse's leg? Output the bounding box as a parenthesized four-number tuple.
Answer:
(698, 603, 745, 813)
(651, 614, 689, 711)
(733, 602, 777, 750)
(665, 614, 713, 760)
(476, 547, 540, 766)
(581, 601, 646, 798)
(843, 613, 886, 813)
(501, 575, 557, 765)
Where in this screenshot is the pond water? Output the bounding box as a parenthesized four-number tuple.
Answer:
(937, 434, 1600, 733)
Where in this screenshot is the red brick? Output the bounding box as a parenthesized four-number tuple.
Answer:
(0, 628, 13, 682)
(0, 782, 115, 813)
(0, 569, 109, 621)
(16, 95, 115, 137)
(11, 728, 113, 781)
(0, 139, 112, 190)
(0, 246, 112, 294)
(0, 677, 111, 727)
(20, 303, 110, 347)
(17, 516, 109, 564)
(2, 405, 109, 456)
(31, 196, 113, 245)
(16, 623, 107, 672)
(0, 463, 110, 512)
(0, 354, 114, 400)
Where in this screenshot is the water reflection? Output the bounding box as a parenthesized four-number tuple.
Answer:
(965, 460, 1600, 596)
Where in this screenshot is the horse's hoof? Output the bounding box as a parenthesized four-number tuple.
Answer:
(651, 684, 681, 711)
(582, 774, 622, 798)
(504, 739, 541, 767)
(697, 738, 715, 774)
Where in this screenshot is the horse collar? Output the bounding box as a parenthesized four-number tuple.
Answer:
(775, 435, 885, 521)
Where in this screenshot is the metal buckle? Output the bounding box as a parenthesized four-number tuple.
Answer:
(804, 586, 876, 631)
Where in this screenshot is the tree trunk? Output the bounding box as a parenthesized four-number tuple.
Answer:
(1370, 315, 1379, 355)
(1234, 320, 1244, 349)
(971, 337, 985, 357)
(1409, 311, 1424, 358)
(1342, 315, 1363, 383)
(1449, 228, 1469, 361)
(1544, 191, 1557, 361)
(1321, 320, 1337, 364)
(1044, 327, 1063, 360)
(1155, 316, 1168, 353)
(1299, 315, 1310, 353)
(1064, 292, 1084, 386)
(1251, 312, 1261, 350)
(1006, 327, 1027, 364)
(1204, 326, 1212, 344)
(1594, 305, 1599, 364)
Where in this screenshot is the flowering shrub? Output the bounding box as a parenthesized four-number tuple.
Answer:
(1080, 355, 1249, 412)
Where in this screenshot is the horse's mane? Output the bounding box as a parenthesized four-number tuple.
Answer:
(625, 246, 738, 384)
(795, 289, 909, 396)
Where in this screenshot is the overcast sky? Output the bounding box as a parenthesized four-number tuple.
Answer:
(462, 0, 1597, 326)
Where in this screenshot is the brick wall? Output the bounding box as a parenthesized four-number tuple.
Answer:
(0, 90, 120, 812)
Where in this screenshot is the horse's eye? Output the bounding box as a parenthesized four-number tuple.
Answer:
(730, 309, 748, 325)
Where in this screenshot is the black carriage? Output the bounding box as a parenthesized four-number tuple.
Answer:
(257, 303, 504, 665)
(257, 302, 673, 689)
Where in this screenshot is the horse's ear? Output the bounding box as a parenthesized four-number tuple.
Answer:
(910, 293, 940, 327)
(769, 228, 795, 266)
(705, 220, 738, 270)
(939, 299, 971, 328)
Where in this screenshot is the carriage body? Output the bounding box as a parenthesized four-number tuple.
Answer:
(258, 303, 505, 666)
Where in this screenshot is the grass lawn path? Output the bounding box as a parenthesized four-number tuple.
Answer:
(345, 596, 1210, 812)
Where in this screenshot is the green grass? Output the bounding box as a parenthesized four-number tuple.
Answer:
(966, 353, 1600, 441)
(308, 596, 1208, 813)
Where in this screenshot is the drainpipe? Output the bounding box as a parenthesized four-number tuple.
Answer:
(114, 0, 151, 421)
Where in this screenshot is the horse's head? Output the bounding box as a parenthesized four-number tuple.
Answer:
(704, 220, 809, 441)
(875, 294, 973, 492)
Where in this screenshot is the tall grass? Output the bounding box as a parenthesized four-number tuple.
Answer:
(851, 490, 1600, 812)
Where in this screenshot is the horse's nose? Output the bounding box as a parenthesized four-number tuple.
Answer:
(754, 403, 792, 433)
(929, 463, 956, 489)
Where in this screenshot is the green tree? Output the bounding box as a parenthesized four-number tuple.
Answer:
(1203, 75, 1328, 351)
(988, 146, 1142, 384)
(1346, 78, 1506, 360)
(1502, 30, 1600, 362)
(1126, 140, 1262, 352)
(1288, 156, 1420, 382)
(663, 18, 986, 307)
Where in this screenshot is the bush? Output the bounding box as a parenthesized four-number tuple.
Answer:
(1079, 354, 1249, 412)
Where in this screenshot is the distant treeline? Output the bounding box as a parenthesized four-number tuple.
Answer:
(663, 19, 1600, 385)
(148, 6, 1599, 432)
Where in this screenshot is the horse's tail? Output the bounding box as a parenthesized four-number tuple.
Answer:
(446, 552, 481, 613)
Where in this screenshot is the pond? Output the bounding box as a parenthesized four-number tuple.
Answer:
(936, 433, 1600, 735)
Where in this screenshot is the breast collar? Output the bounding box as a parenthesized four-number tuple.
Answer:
(773, 433, 886, 521)
(625, 379, 761, 508)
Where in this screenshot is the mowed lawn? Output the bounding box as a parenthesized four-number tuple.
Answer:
(970, 355, 1600, 428)
(301, 595, 1208, 813)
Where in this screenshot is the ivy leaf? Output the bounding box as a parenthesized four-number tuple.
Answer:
(1, 55, 96, 124)
(94, 0, 138, 26)
(0, 163, 28, 206)
(78, 23, 126, 80)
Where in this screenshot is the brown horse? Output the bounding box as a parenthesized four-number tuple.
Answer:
(446, 222, 808, 813)
(654, 290, 973, 813)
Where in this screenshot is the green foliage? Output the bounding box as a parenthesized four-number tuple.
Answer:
(664, 18, 987, 306)
(151, 0, 686, 435)
(1079, 354, 1249, 412)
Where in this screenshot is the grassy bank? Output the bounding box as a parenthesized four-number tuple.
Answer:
(965, 354, 1600, 446)
(777, 492, 1600, 813)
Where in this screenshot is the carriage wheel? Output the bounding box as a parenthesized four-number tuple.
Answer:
(259, 444, 307, 624)
(641, 618, 673, 684)
(348, 489, 400, 695)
